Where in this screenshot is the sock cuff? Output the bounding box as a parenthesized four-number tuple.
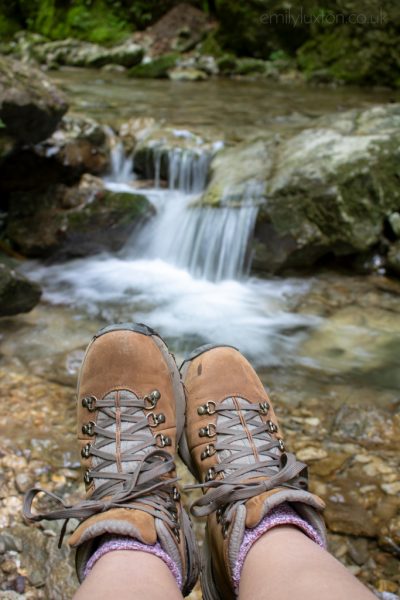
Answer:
(233, 502, 326, 592)
(83, 535, 183, 590)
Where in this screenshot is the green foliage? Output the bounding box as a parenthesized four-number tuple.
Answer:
(297, 25, 400, 87)
(128, 54, 178, 78)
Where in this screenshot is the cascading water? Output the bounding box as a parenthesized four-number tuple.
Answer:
(25, 133, 316, 363)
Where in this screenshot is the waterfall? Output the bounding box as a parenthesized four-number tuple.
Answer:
(127, 183, 260, 282)
(105, 132, 259, 282)
(152, 148, 212, 194)
(107, 141, 134, 183)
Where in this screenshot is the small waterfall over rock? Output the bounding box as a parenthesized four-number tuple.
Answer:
(153, 147, 213, 193)
(105, 130, 259, 282)
(128, 184, 261, 282)
(108, 141, 134, 183)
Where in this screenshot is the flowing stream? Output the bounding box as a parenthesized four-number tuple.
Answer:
(26, 142, 314, 363)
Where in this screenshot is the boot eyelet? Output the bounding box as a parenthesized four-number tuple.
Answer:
(172, 487, 181, 502)
(156, 433, 171, 447)
(267, 420, 278, 433)
(144, 389, 161, 409)
(201, 444, 216, 460)
(197, 401, 216, 416)
(259, 401, 270, 414)
(81, 443, 91, 458)
(82, 421, 95, 436)
(205, 467, 216, 482)
(147, 412, 165, 427)
(278, 439, 285, 452)
(199, 423, 216, 438)
(83, 470, 92, 484)
(82, 396, 97, 412)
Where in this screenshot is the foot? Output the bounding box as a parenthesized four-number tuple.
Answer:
(179, 344, 326, 600)
(24, 323, 199, 596)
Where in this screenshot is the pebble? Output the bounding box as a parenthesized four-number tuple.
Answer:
(1, 559, 17, 574)
(297, 447, 328, 461)
(15, 473, 33, 494)
(381, 482, 400, 496)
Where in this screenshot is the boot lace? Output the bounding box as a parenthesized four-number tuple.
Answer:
(23, 389, 181, 545)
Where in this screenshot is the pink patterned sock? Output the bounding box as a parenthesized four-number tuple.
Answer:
(232, 503, 326, 592)
(83, 535, 182, 589)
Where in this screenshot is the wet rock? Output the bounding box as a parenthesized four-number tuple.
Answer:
(14, 472, 33, 493)
(347, 538, 370, 566)
(134, 126, 221, 191)
(254, 124, 400, 273)
(200, 136, 273, 207)
(0, 55, 68, 144)
(6, 183, 154, 259)
(9, 34, 143, 69)
(133, 3, 214, 57)
(128, 54, 178, 79)
(388, 213, 400, 239)
(387, 242, 400, 278)
(0, 263, 41, 317)
(35, 114, 110, 178)
(200, 104, 400, 274)
(168, 67, 208, 81)
(325, 500, 377, 538)
(0, 533, 22, 553)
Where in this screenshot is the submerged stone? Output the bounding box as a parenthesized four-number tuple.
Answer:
(0, 262, 41, 317)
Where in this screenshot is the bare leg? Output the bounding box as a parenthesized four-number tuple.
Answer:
(239, 526, 376, 600)
(73, 550, 183, 600)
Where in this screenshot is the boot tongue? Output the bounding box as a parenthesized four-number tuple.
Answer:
(92, 389, 154, 490)
(217, 397, 280, 479)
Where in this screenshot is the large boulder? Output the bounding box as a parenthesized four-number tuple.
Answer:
(5, 178, 154, 259)
(0, 261, 41, 316)
(35, 114, 111, 177)
(0, 55, 68, 144)
(200, 104, 400, 274)
(0, 114, 111, 211)
(133, 3, 214, 57)
(5, 33, 144, 69)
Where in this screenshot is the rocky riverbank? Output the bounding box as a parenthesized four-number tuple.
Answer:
(1, 2, 400, 87)
(0, 292, 399, 598)
(2, 51, 400, 318)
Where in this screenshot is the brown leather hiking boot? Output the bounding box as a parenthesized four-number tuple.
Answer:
(24, 323, 199, 595)
(179, 344, 327, 600)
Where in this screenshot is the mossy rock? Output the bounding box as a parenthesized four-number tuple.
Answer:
(128, 54, 178, 79)
(6, 186, 154, 259)
(216, 54, 237, 74)
(235, 58, 267, 75)
(0, 261, 41, 316)
(199, 104, 400, 274)
(297, 24, 400, 88)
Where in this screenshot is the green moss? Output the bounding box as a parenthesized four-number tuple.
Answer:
(128, 54, 178, 78)
(297, 23, 400, 87)
(0, 14, 20, 38)
(235, 58, 266, 75)
(198, 30, 224, 57)
(66, 191, 152, 231)
(216, 54, 237, 74)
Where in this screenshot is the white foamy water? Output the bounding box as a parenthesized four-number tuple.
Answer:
(26, 256, 314, 363)
(24, 144, 318, 364)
